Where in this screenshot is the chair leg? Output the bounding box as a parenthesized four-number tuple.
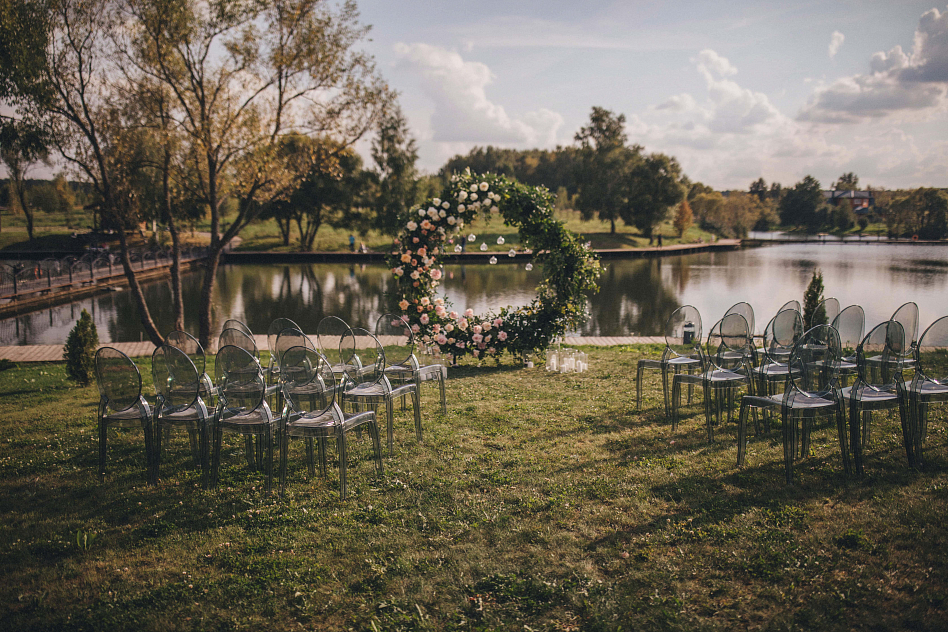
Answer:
(317, 438, 327, 477)
(737, 399, 749, 466)
(369, 417, 384, 475)
(836, 400, 852, 476)
(279, 429, 290, 497)
(337, 433, 347, 500)
(671, 377, 681, 431)
(211, 425, 223, 489)
(783, 408, 795, 484)
(386, 399, 395, 456)
(412, 387, 423, 442)
(265, 428, 273, 493)
(306, 438, 316, 477)
(849, 399, 863, 477)
(438, 372, 447, 414)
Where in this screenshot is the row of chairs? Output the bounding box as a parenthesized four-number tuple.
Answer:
(94, 314, 448, 498)
(636, 300, 947, 482)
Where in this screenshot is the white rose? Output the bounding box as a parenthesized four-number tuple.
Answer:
(469, 184, 477, 192)
(432, 198, 441, 206)
(490, 205, 499, 213)
(441, 201, 450, 209)
(469, 192, 477, 201)
(458, 191, 468, 201)
(439, 210, 447, 218)
(418, 209, 426, 217)
(406, 221, 418, 230)
(458, 204, 466, 212)
(447, 216, 456, 225)
(410, 270, 420, 280)
(479, 182, 489, 191)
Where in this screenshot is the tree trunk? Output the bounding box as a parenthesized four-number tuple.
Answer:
(116, 230, 164, 346)
(162, 148, 185, 332)
(14, 182, 32, 241)
(198, 246, 222, 350)
(610, 218, 616, 234)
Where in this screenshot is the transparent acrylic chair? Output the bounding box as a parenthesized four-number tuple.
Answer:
(165, 330, 216, 402)
(278, 346, 383, 499)
(266, 317, 301, 380)
(890, 301, 920, 369)
(907, 315, 948, 469)
(671, 313, 751, 441)
(377, 313, 448, 415)
(635, 305, 702, 416)
(151, 345, 211, 487)
(340, 328, 422, 456)
(810, 297, 841, 328)
(832, 305, 865, 383)
(844, 321, 909, 475)
(211, 345, 276, 491)
(738, 325, 848, 482)
(219, 327, 259, 358)
(94, 347, 155, 484)
(316, 316, 363, 382)
(778, 299, 802, 314)
(724, 302, 755, 342)
(748, 309, 804, 431)
(221, 318, 253, 338)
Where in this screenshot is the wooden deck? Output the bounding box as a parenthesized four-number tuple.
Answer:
(0, 336, 665, 362)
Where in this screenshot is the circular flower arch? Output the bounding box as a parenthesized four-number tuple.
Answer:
(388, 171, 601, 362)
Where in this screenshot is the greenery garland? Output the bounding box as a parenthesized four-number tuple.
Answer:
(388, 171, 601, 362)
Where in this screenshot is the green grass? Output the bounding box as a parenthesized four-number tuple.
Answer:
(1, 347, 946, 631)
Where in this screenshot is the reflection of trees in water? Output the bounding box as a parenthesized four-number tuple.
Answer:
(238, 264, 394, 333)
(581, 258, 682, 336)
(438, 264, 542, 311)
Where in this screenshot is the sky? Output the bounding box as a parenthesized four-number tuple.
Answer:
(355, 0, 948, 190)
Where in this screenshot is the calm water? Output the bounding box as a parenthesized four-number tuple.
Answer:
(2, 243, 947, 345)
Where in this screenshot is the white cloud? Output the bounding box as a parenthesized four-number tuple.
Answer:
(393, 42, 564, 147)
(829, 30, 845, 58)
(800, 7, 948, 122)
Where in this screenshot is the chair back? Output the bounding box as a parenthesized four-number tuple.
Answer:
(94, 347, 143, 413)
(856, 321, 905, 391)
(788, 325, 842, 395)
(832, 305, 865, 358)
(165, 330, 206, 376)
(317, 316, 357, 368)
(219, 327, 258, 357)
(280, 346, 335, 417)
(914, 315, 948, 386)
(344, 328, 386, 386)
(274, 327, 315, 369)
(221, 319, 253, 338)
(810, 297, 840, 328)
(891, 301, 920, 350)
(152, 344, 200, 411)
(215, 345, 267, 413)
(664, 305, 702, 357)
(778, 299, 802, 314)
(267, 318, 301, 359)
(724, 301, 755, 336)
(763, 309, 804, 365)
(705, 313, 750, 371)
(375, 313, 415, 368)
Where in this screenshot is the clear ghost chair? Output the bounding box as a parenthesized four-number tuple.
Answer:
(810, 297, 841, 328)
(635, 306, 702, 416)
(164, 330, 216, 402)
(340, 328, 422, 456)
(738, 325, 849, 482)
(219, 327, 259, 359)
(317, 315, 363, 383)
(211, 345, 276, 491)
(843, 321, 909, 475)
(378, 313, 448, 415)
(278, 346, 383, 499)
(778, 299, 802, 314)
(906, 315, 948, 469)
(725, 302, 755, 341)
(832, 305, 865, 381)
(222, 318, 253, 338)
(671, 313, 751, 441)
(151, 345, 211, 487)
(890, 301, 920, 369)
(94, 347, 155, 484)
(749, 309, 804, 414)
(266, 317, 301, 380)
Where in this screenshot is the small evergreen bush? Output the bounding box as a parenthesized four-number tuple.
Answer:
(63, 309, 99, 385)
(802, 269, 826, 329)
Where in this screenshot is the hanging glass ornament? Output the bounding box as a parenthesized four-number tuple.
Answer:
(454, 244, 462, 253)
(467, 234, 476, 242)
(508, 249, 516, 257)
(525, 263, 533, 271)
(489, 256, 498, 265)
(496, 236, 505, 245)
(480, 243, 488, 251)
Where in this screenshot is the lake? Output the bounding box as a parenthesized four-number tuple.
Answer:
(2, 242, 947, 345)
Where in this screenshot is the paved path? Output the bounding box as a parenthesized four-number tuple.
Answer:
(0, 336, 665, 362)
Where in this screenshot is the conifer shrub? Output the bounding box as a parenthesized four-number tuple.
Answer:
(63, 309, 99, 385)
(803, 269, 826, 329)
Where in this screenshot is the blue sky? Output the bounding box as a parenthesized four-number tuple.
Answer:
(356, 0, 948, 190)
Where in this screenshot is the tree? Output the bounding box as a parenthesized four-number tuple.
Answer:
(803, 269, 826, 328)
(673, 199, 693, 238)
(888, 188, 948, 239)
(0, 124, 48, 240)
(127, 0, 391, 347)
(833, 172, 859, 191)
(63, 308, 99, 386)
(779, 175, 823, 231)
(622, 152, 684, 238)
(372, 105, 419, 236)
(749, 177, 768, 203)
(574, 106, 640, 233)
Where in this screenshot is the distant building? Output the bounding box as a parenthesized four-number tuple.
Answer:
(823, 190, 875, 215)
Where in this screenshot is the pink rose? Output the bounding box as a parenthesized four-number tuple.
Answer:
(473, 349, 480, 357)
(455, 341, 466, 349)
(473, 325, 482, 334)
(431, 269, 442, 280)
(398, 299, 409, 311)
(420, 313, 429, 324)
(465, 309, 474, 318)
(497, 331, 507, 341)
(458, 318, 468, 331)
(411, 324, 420, 333)
(436, 334, 448, 345)
(435, 305, 446, 316)
(493, 318, 503, 327)
(472, 333, 483, 343)
(432, 324, 441, 333)
(449, 311, 459, 320)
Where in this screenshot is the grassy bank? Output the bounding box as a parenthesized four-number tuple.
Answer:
(1, 347, 946, 631)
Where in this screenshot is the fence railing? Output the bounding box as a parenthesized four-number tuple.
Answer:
(0, 247, 208, 303)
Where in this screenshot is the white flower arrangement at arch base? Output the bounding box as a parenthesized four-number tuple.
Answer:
(389, 170, 601, 363)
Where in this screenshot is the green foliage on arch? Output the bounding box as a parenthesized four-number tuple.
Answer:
(388, 171, 601, 361)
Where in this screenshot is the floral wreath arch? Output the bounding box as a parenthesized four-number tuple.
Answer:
(389, 171, 601, 362)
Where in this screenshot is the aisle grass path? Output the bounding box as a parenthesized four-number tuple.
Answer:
(0, 346, 945, 631)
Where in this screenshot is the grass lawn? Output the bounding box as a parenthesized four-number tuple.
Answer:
(1, 346, 945, 631)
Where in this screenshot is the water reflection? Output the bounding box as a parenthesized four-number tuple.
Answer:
(1, 243, 946, 344)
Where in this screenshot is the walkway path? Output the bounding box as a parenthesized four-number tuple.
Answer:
(0, 336, 665, 362)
